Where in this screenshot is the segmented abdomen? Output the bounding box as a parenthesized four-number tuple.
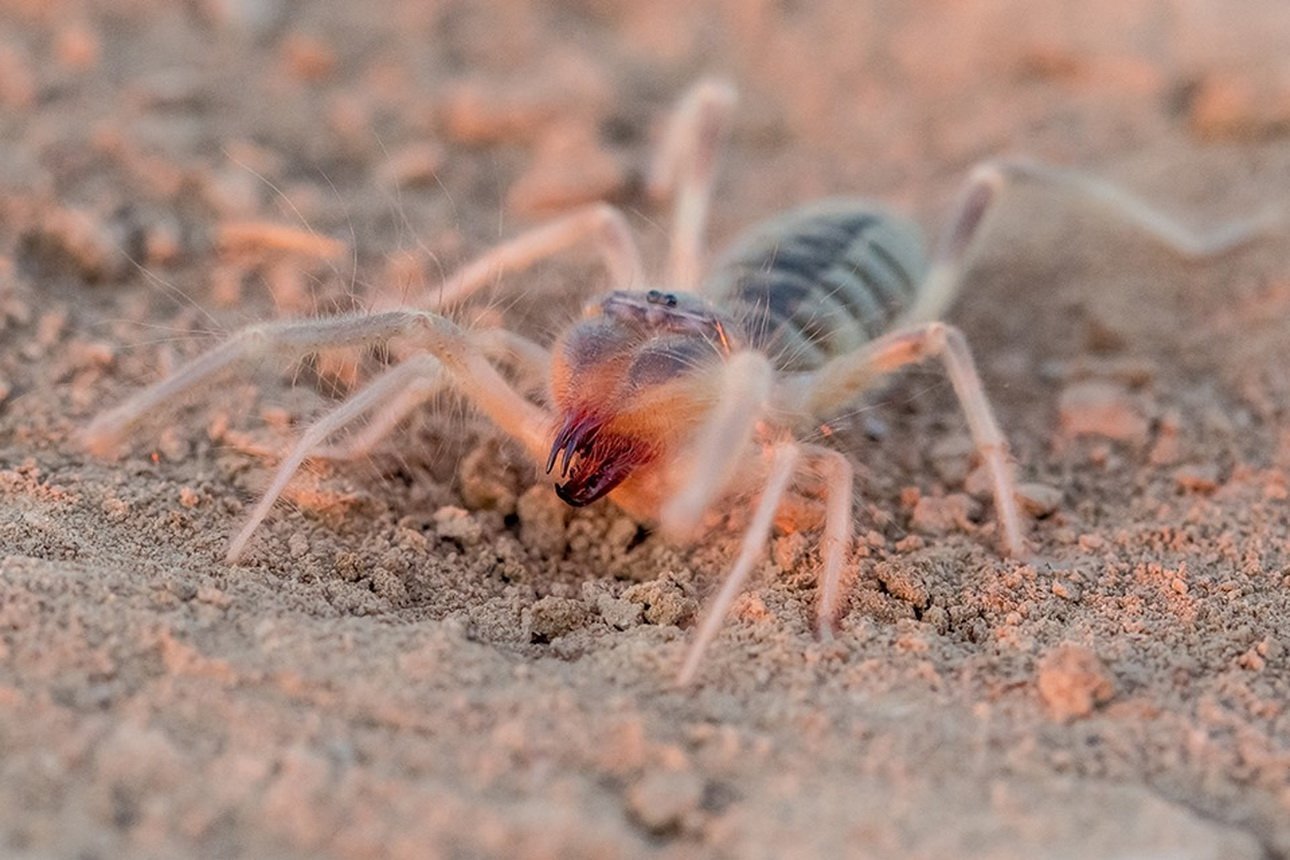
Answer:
(704, 199, 928, 371)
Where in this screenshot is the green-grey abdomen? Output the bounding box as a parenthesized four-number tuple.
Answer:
(704, 199, 928, 371)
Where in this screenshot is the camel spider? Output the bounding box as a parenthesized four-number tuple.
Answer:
(84, 80, 1281, 685)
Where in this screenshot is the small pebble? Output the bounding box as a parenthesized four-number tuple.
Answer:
(928, 434, 974, 486)
(772, 531, 808, 571)
(457, 441, 520, 514)
(280, 32, 335, 81)
(909, 493, 978, 536)
(433, 506, 483, 546)
(623, 576, 697, 627)
(1058, 380, 1149, 444)
(1173, 464, 1220, 493)
(196, 586, 233, 609)
(1188, 70, 1290, 141)
(529, 596, 592, 641)
(625, 769, 704, 834)
(1036, 643, 1115, 721)
(873, 561, 929, 607)
(287, 532, 309, 559)
(1017, 482, 1062, 518)
(55, 22, 101, 71)
(1236, 647, 1265, 672)
(516, 484, 569, 557)
(595, 593, 643, 629)
(1051, 580, 1081, 602)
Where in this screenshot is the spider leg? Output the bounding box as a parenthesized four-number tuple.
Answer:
(470, 328, 552, 397)
(801, 444, 855, 638)
(311, 329, 550, 461)
(406, 203, 644, 311)
(676, 442, 800, 687)
(788, 321, 1027, 559)
(85, 312, 428, 456)
(657, 350, 774, 541)
(904, 157, 1285, 325)
(647, 78, 738, 293)
(226, 354, 446, 562)
(84, 311, 551, 464)
(308, 377, 441, 462)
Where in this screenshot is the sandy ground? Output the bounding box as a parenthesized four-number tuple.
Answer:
(3, 1, 1290, 857)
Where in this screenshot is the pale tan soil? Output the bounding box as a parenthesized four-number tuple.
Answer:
(2, 1, 1290, 858)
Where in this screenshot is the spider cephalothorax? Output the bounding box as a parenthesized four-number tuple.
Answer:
(545, 289, 736, 506)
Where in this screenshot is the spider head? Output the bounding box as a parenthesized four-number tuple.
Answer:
(546, 290, 735, 506)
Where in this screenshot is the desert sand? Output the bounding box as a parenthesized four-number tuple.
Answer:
(2, 1, 1289, 857)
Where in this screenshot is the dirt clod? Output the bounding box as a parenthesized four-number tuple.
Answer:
(529, 596, 592, 641)
(595, 592, 644, 629)
(626, 769, 704, 834)
(909, 493, 979, 537)
(1017, 482, 1063, 518)
(1036, 644, 1116, 721)
(873, 561, 930, 608)
(623, 576, 697, 627)
(1058, 380, 1150, 444)
(433, 506, 484, 546)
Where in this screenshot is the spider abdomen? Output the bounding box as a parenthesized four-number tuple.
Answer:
(704, 199, 928, 371)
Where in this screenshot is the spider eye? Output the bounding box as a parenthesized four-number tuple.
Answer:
(646, 289, 678, 308)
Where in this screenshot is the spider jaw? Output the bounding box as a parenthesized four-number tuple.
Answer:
(546, 412, 653, 507)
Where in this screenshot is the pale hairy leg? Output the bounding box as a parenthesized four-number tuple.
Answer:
(647, 78, 738, 293)
(84, 310, 551, 465)
(311, 329, 550, 461)
(800, 444, 855, 637)
(408, 203, 645, 311)
(226, 338, 556, 561)
(676, 442, 800, 687)
(85, 312, 437, 456)
(904, 157, 1286, 326)
(227, 354, 445, 562)
(308, 376, 442, 462)
(657, 350, 774, 541)
(789, 321, 1026, 558)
